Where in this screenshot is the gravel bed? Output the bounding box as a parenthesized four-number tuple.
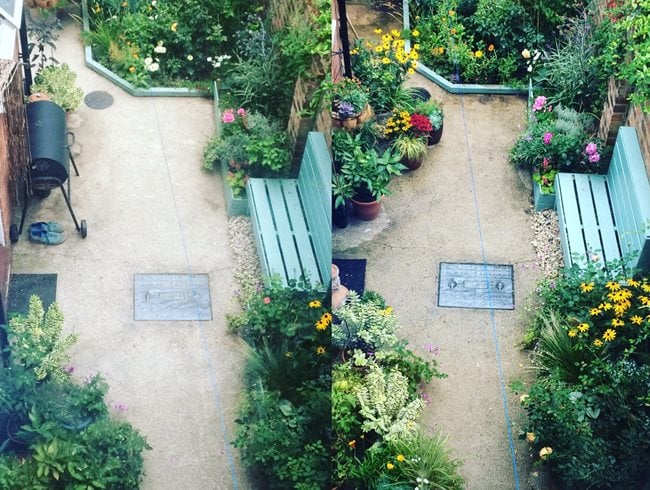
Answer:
(530, 209, 564, 278)
(227, 216, 262, 305)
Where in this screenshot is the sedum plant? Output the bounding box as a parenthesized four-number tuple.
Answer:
(31, 63, 84, 112)
(4, 295, 78, 382)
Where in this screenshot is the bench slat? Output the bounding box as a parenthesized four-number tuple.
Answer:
(573, 174, 606, 267)
(589, 176, 622, 264)
(556, 174, 589, 264)
(248, 178, 285, 282)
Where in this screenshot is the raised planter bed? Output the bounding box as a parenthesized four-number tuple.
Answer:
(402, 0, 527, 96)
(80, 0, 205, 97)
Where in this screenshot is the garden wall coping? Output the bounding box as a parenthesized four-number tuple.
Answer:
(80, 0, 206, 97)
(402, 0, 527, 96)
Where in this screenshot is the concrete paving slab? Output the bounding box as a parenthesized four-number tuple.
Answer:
(12, 16, 249, 489)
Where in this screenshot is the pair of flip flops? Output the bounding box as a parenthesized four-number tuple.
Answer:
(28, 222, 65, 245)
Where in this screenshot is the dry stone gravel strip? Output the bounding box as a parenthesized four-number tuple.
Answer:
(531, 209, 564, 278)
(227, 216, 262, 302)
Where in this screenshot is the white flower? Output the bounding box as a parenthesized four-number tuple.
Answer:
(207, 56, 212, 62)
(527, 65, 533, 72)
(423, 479, 430, 484)
(151, 0, 156, 5)
(148, 62, 159, 72)
(214, 62, 221, 68)
(144, 57, 153, 65)
(187, 54, 193, 61)
(154, 45, 167, 54)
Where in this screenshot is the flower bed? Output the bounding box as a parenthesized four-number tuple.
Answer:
(521, 260, 650, 488)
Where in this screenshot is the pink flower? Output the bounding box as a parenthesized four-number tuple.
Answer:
(532, 96, 547, 112)
(542, 157, 550, 169)
(589, 152, 600, 163)
(237, 108, 246, 116)
(585, 143, 598, 155)
(222, 109, 235, 123)
(263, 296, 271, 304)
(543, 132, 553, 145)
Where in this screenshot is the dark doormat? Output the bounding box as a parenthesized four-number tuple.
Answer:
(333, 259, 367, 295)
(133, 274, 212, 321)
(438, 262, 514, 310)
(8, 274, 58, 316)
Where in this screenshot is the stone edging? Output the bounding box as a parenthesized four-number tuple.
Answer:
(80, 0, 205, 97)
(402, 0, 527, 95)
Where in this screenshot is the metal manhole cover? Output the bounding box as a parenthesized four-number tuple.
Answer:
(438, 262, 514, 310)
(84, 90, 114, 109)
(134, 274, 212, 321)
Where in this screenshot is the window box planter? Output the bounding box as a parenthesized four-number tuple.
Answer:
(533, 179, 555, 211)
(220, 160, 249, 217)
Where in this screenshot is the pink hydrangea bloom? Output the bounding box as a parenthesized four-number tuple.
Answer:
(543, 132, 553, 145)
(589, 152, 600, 163)
(222, 109, 235, 123)
(585, 143, 598, 155)
(532, 96, 547, 112)
(237, 108, 246, 116)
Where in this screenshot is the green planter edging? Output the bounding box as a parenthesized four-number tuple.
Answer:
(81, 0, 205, 97)
(402, 0, 527, 96)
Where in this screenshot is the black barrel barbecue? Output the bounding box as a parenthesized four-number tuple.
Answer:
(11, 100, 87, 242)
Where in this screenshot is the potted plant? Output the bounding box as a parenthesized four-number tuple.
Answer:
(532, 168, 558, 211)
(30, 63, 84, 112)
(392, 135, 428, 171)
(414, 100, 444, 145)
(331, 77, 371, 129)
(332, 171, 354, 229)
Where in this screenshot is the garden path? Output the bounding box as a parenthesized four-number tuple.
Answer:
(11, 16, 249, 489)
(334, 6, 549, 489)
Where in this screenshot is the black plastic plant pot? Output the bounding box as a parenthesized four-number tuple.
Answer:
(410, 87, 431, 102)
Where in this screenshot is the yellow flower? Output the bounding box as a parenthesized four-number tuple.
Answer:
(628, 278, 640, 287)
(475, 50, 484, 58)
(308, 300, 322, 308)
(171, 22, 178, 32)
(488, 44, 495, 52)
(590, 308, 602, 316)
(391, 29, 401, 37)
(602, 302, 613, 311)
(285, 351, 292, 358)
(411, 61, 418, 68)
(603, 329, 616, 342)
(521, 48, 531, 59)
(350, 48, 359, 55)
(128, 66, 136, 73)
(348, 440, 356, 448)
(382, 34, 392, 43)
(414, 43, 421, 50)
(439, 46, 445, 54)
(539, 447, 553, 460)
(407, 68, 415, 74)
(315, 320, 327, 331)
(374, 28, 383, 34)
(316, 346, 326, 355)
(577, 323, 590, 332)
(449, 9, 455, 16)
(122, 1, 127, 6)
(612, 318, 624, 327)
(593, 338, 603, 347)
(133, 53, 139, 59)
(375, 46, 384, 53)
(396, 454, 405, 462)
(450, 28, 457, 35)
(386, 462, 395, 470)
(631, 315, 643, 325)
(580, 282, 594, 293)
(409, 51, 419, 60)
(568, 329, 577, 338)
(639, 295, 650, 305)
(322, 312, 333, 323)
(642, 283, 650, 293)
(606, 281, 621, 291)
(382, 57, 391, 64)
(411, 29, 419, 37)
(526, 432, 535, 443)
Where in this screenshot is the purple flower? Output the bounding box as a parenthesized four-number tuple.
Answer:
(585, 142, 598, 155)
(421, 392, 432, 404)
(337, 101, 355, 117)
(113, 402, 129, 412)
(588, 152, 600, 163)
(532, 96, 547, 112)
(543, 132, 553, 145)
(549, 281, 556, 289)
(63, 365, 75, 374)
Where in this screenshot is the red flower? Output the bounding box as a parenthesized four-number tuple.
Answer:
(409, 114, 433, 135)
(263, 296, 271, 304)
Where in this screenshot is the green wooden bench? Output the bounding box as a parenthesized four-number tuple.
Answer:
(247, 132, 332, 290)
(555, 127, 650, 271)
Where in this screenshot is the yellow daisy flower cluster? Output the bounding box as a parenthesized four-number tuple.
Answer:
(308, 300, 322, 308)
(315, 312, 333, 331)
(365, 28, 420, 73)
(573, 278, 650, 347)
(384, 110, 412, 136)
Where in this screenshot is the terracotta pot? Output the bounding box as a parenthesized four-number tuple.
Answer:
(428, 122, 444, 145)
(28, 92, 50, 103)
(351, 196, 382, 220)
(26, 0, 59, 7)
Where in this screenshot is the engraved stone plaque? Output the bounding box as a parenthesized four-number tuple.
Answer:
(134, 274, 212, 321)
(438, 263, 514, 310)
